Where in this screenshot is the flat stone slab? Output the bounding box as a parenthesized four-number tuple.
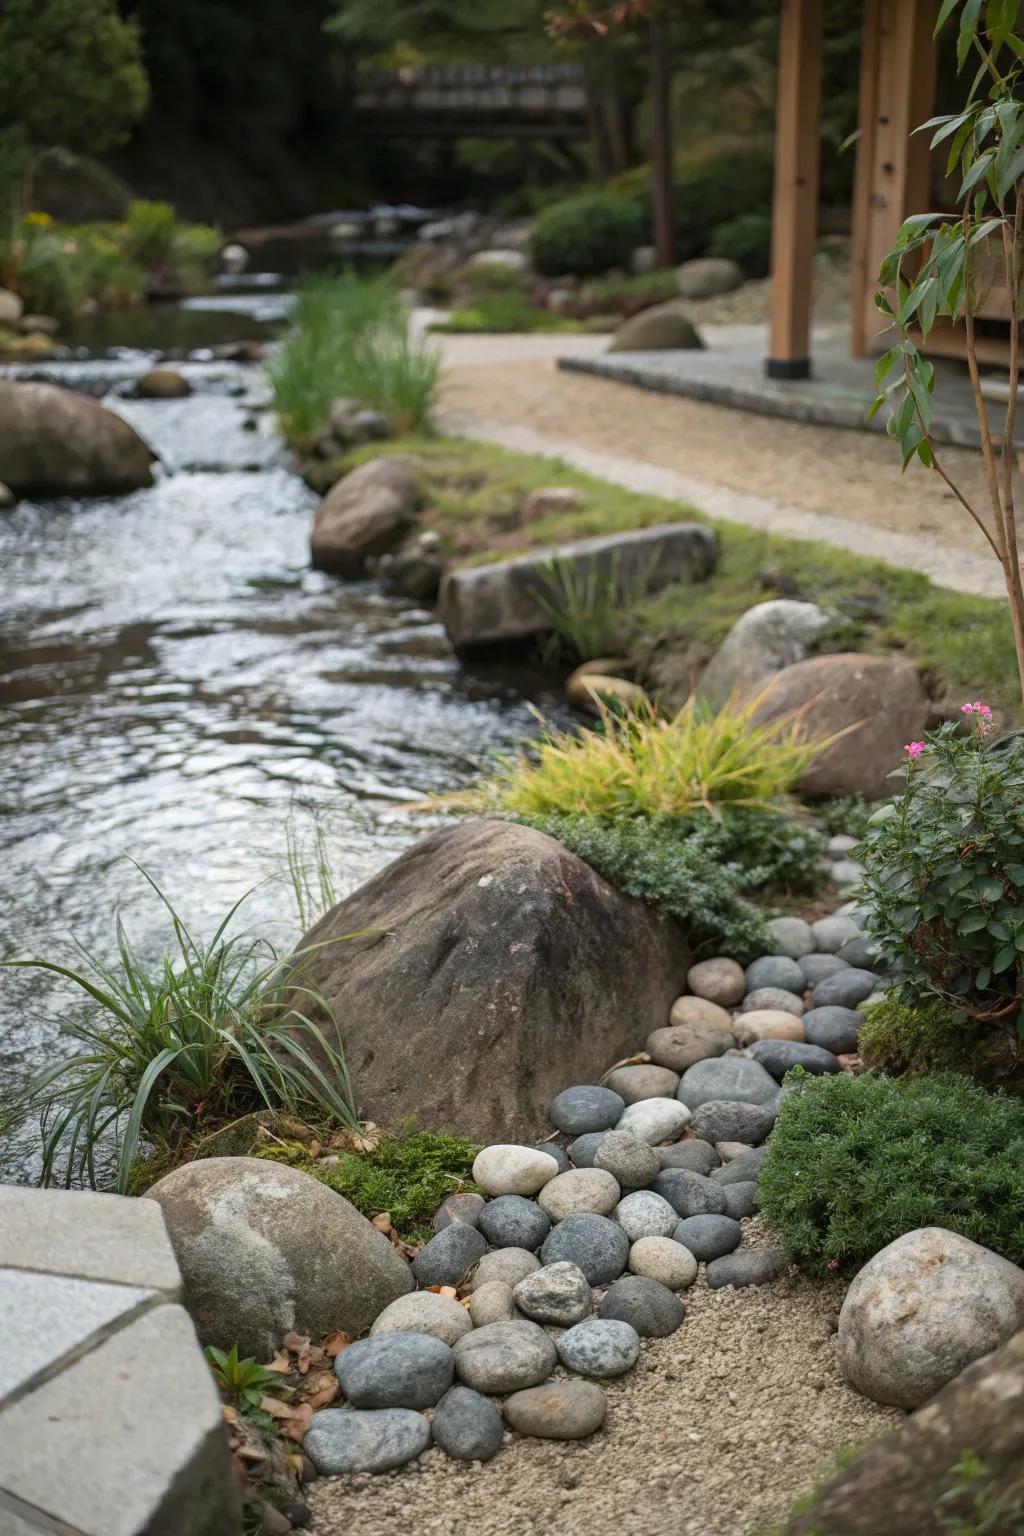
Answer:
(0, 1186, 181, 1296)
(0, 1268, 156, 1407)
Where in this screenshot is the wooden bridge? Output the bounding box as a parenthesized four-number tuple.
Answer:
(352, 64, 588, 141)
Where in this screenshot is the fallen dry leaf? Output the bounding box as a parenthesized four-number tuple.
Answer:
(281, 1401, 313, 1443)
(300, 1372, 339, 1412)
(323, 1331, 352, 1358)
(282, 1332, 313, 1374)
(371, 1211, 392, 1233)
(222, 1404, 238, 1426)
(330, 1121, 382, 1155)
(258, 1395, 294, 1421)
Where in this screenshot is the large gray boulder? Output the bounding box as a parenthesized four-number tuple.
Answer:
(0, 380, 155, 496)
(439, 525, 717, 652)
(310, 456, 418, 577)
(293, 819, 690, 1142)
(675, 257, 744, 298)
(839, 1227, 1024, 1408)
(146, 1156, 414, 1358)
(787, 1326, 1024, 1535)
(750, 652, 930, 799)
(698, 599, 834, 706)
(607, 302, 703, 353)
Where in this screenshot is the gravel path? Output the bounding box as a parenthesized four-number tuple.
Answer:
(308, 1220, 900, 1536)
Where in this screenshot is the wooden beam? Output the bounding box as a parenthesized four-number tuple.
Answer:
(767, 0, 823, 380)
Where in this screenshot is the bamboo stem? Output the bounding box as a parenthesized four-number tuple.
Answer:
(963, 200, 1009, 558)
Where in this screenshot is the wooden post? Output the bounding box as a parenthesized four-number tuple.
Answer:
(766, 0, 823, 380)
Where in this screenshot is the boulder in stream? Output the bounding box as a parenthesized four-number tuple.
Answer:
(310, 455, 419, 577)
(0, 380, 155, 497)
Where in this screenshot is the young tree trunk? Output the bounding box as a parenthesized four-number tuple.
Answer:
(649, 8, 676, 268)
(582, 56, 613, 179)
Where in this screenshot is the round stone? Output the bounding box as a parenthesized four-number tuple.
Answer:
(540, 1212, 630, 1286)
(732, 1010, 805, 1046)
(837, 936, 882, 970)
(598, 1274, 685, 1337)
(370, 1291, 473, 1345)
(657, 1139, 720, 1175)
(431, 1385, 504, 1462)
(616, 1097, 692, 1145)
(453, 1320, 558, 1394)
(568, 1132, 609, 1168)
(534, 1142, 571, 1173)
(722, 1181, 758, 1219)
(478, 1195, 550, 1252)
(556, 1317, 640, 1378)
(647, 1021, 731, 1073)
(707, 1249, 787, 1290)
(742, 986, 805, 1017)
(745, 1039, 841, 1078)
(669, 994, 734, 1031)
(304, 1408, 430, 1475)
(652, 1168, 728, 1218)
(472, 1144, 561, 1197)
(763, 916, 814, 958)
(677, 1056, 779, 1109)
(672, 1214, 742, 1262)
(594, 1130, 660, 1189)
(689, 1100, 776, 1146)
(802, 1005, 863, 1054)
(745, 955, 806, 994)
(811, 968, 879, 1010)
(513, 1261, 592, 1325)
(832, 859, 864, 886)
(828, 833, 859, 856)
(432, 1193, 487, 1232)
(468, 1248, 540, 1292)
(538, 1167, 620, 1222)
(469, 1281, 515, 1328)
(411, 1223, 488, 1288)
(716, 1141, 752, 1162)
(335, 1333, 453, 1409)
(603, 1064, 680, 1104)
(550, 1085, 625, 1136)
(686, 957, 746, 1006)
(628, 1235, 697, 1289)
(503, 1380, 606, 1440)
(613, 1189, 679, 1241)
(798, 953, 850, 985)
(712, 1145, 769, 1185)
(811, 914, 862, 953)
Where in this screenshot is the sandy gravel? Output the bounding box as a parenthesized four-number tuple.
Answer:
(308, 1221, 900, 1536)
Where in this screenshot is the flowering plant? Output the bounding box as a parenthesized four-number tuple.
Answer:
(862, 703, 1024, 1051)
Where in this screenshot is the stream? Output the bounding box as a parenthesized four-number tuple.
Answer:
(0, 315, 557, 1183)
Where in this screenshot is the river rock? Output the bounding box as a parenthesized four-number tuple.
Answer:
(513, 1261, 592, 1325)
(750, 654, 929, 799)
(146, 1157, 412, 1357)
(657, 1139, 720, 1175)
(746, 1039, 841, 1078)
(412, 1223, 489, 1287)
(594, 1130, 660, 1189)
(686, 957, 746, 1005)
(568, 1132, 609, 1168)
(438, 524, 717, 651)
(469, 1281, 516, 1328)
(838, 1227, 1024, 1409)
(802, 1005, 863, 1054)
(335, 1333, 453, 1409)
(520, 485, 582, 522)
(614, 1189, 680, 1241)
(629, 1234, 698, 1289)
(837, 936, 882, 970)
(535, 1141, 571, 1173)
(568, 672, 649, 716)
(746, 955, 806, 994)
(798, 953, 850, 984)
(652, 1168, 728, 1217)
(616, 1097, 693, 1146)
(669, 995, 734, 1031)
(556, 1318, 641, 1378)
(310, 456, 418, 577)
(812, 914, 862, 952)
(503, 1380, 607, 1440)
(722, 1181, 759, 1218)
(689, 1099, 776, 1145)
(608, 300, 703, 352)
(599, 1274, 685, 1337)
(304, 1408, 431, 1475)
(371, 1291, 473, 1345)
(550, 1084, 625, 1136)
(293, 820, 690, 1141)
(707, 1249, 788, 1289)
(764, 915, 816, 958)
(812, 968, 879, 1010)
(453, 1320, 558, 1393)
(136, 367, 191, 399)
(603, 1065, 680, 1104)
(540, 1212, 630, 1285)
(677, 1055, 779, 1109)
(732, 1009, 805, 1046)
(711, 1145, 770, 1185)
(431, 1386, 504, 1463)
(676, 256, 744, 298)
(717, 1141, 752, 1161)
(672, 1214, 742, 1262)
(0, 287, 23, 324)
(478, 1195, 550, 1251)
(469, 1248, 539, 1292)
(538, 1167, 620, 1222)
(0, 480, 16, 508)
(742, 986, 805, 1017)
(471, 1145, 560, 1197)
(433, 1192, 488, 1231)
(0, 379, 155, 497)
(647, 1020, 732, 1072)
(698, 599, 833, 706)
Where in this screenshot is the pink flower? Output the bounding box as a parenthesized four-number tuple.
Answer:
(905, 741, 925, 758)
(962, 700, 993, 735)
(827, 1258, 841, 1271)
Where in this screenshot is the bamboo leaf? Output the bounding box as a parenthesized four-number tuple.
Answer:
(935, 0, 962, 32)
(959, 147, 998, 200)
(957, 0, 984, 68)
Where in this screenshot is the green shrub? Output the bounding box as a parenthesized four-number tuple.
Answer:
(858, 996, 1019, 1080)
(860, 714, 1024, 1060)
(530, 191, 645, 278)
(813, 795, 874, 841)
(758, 1071, 1024, 1270)
(611, 147, 775, 262)
(119, 198, 176, 267)
(430, 295, 577, 335)
(581, 268, 678, 312)
(459, 260, 529, 296)
(521, 810, 824, 958)
(709, 211, 773, 276)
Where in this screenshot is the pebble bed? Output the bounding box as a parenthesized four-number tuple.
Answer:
(304, 838, 885, 1509)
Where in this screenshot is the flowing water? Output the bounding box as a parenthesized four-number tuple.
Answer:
(0, 342, 558, 1182)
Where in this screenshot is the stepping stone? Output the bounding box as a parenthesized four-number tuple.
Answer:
(672, 1214, 742, 1262)
(453, 1320, 557, 1393)
(540, 1212, 630, 1285)
(503, 1380, 606, 1440)
(556, 1318, 641, 1378)
(305, 1408, 431, 1474)
(335, 1333, 453, 1410)
(431, 1385, 504, 1463)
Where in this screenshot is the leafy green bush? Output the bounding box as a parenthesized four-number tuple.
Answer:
(758, 1071, 1024, 1269)
(709, 211, 773, 276)
(119, 198, 176, 266)
(858, 996, 1020, 1081)
(430, 295, 577, 335)
(611, 147, 775, 262)
(521, 810, 824, 958)
(530, 191, 645, 278)
(458, 260, 529, 296)
(813, 794, 874, 841)
(860, 714, 1024, 1059)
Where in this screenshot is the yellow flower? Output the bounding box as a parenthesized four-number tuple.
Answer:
(22, 211, 53, 228)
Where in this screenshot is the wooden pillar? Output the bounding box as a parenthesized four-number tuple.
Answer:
(766, 0, 823, 380)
